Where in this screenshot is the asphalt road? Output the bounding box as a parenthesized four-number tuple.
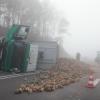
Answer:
(0, 66, 100, 100)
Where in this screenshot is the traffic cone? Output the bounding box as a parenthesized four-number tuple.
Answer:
(86, 74, 95, 88)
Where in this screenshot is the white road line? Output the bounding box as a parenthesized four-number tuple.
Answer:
(93, 79, 100, 86)
(0, 72, 39, 80)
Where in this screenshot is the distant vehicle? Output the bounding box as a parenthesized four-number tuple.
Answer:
(76, 52, 80, 61)
(95, 51, 100, 64)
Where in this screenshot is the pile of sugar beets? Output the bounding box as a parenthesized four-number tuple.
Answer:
(15, 58, 89, 94)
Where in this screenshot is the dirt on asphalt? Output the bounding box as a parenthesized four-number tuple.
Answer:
(15, 58, 90, 94)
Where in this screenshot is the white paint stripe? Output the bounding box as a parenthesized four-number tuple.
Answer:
(0, 74, 20, 78)
(93, 79, 100, 86)
(0, 72, 39, 80)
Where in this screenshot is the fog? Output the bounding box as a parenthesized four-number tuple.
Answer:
(0, 0, 99, 61)
(51, 0, 100, 61)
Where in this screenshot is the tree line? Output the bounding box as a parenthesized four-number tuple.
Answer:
(0, 0, 68, 42)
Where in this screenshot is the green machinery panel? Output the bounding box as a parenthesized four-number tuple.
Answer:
(21, 42, 30, 72)
(2, 40, 14, 71)
(5, 24, 20, 42)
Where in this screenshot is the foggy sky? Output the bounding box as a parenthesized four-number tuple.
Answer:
(52, 0, 100, 60)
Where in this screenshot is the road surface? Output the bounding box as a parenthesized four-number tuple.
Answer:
(0, 65, 100, 100)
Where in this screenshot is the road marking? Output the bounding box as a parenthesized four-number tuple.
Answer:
(0, 72, 39, 80)
(93, 79, 100, 86)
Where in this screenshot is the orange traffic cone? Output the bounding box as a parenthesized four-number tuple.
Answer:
(86, 74, 95, 88)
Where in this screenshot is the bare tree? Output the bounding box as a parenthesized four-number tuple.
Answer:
(0, 0, 68, 42)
